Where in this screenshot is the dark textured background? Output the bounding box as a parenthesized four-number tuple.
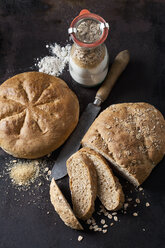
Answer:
(0, 0, 165, 247)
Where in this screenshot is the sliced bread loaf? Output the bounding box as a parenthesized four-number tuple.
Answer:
(50, 178, 83, 230)
(78, 147, 125, 211)
(82, 103, 165, 186)
(66, 153, 97, 220)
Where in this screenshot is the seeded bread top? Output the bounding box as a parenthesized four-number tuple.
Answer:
(82, 102, 165, 185)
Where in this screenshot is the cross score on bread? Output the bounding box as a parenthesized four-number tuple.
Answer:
(0, 72, 79, 159)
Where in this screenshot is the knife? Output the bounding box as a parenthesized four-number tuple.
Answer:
(50, 50, 130, 180)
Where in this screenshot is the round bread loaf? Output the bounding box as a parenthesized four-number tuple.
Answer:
(82, 102, 165, 186)
(0, 72, 79, 159)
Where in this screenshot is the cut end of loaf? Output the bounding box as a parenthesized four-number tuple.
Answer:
(78, 147, 125, 211)
(82, 142, 140, 187)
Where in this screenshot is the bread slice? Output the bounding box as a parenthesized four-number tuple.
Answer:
(78, 147, 125, 211)
(50, 178, 83, 230)
(82, 103, 165, 186)
(66, 153, 97, 220)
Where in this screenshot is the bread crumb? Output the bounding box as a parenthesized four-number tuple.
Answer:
(101, 219, 105, 225)
(142, 228, 146, 231)
(102, 229, 107, 233)
(78, 236, 83, 242)
(145, 202, 150, 207)
(110, 223, 114, 226)
(133, 212, 138, 217)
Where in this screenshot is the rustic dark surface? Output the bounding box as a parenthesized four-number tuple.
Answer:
(0, 0, 165, 248)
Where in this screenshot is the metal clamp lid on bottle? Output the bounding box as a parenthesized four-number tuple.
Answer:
(68, 9, 109, 48)
(68, 22, 109, 35)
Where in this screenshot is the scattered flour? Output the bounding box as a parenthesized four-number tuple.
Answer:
(36, 43, 71, 76)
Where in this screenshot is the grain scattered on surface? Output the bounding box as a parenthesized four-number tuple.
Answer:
(87, 219, 92, 224)
(136, 198, 140, 204)
(112, 212, 117, 215)
(101, 219, 105, 225)
(9, 161, 40, 187)
(108, 214, 112, 219)
(103, 224, 108, 228)
(78, 236, 83, 242)
(128, 198, 132, 202)
(114, 216, 118, 222)
(124, 203, 129, 210)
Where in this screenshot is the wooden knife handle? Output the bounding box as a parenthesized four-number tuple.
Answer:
(95, 50, 130, 105)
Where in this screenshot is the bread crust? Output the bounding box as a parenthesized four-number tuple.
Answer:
(67, 153, 97, 220)
(79, 147, 125, 211)
(0, 72, 79, 159)
(50, 178, 83, 230)
(82, 102, 165, 186)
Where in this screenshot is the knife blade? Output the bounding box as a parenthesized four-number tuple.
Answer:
(50, 50, 130, 180)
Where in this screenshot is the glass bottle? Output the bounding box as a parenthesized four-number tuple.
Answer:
(68, 9, 109, 87)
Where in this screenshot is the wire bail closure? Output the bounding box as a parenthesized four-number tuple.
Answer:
(68, 22, 109, 35)
(68, 9, 109, 48)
